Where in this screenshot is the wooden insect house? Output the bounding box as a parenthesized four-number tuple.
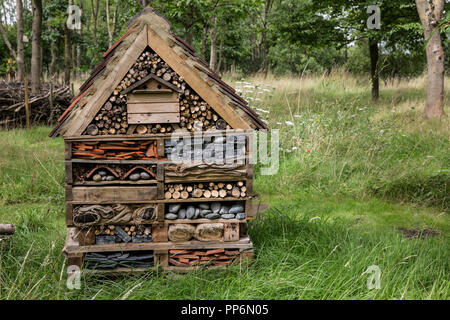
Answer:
(50, 7, 267, 274)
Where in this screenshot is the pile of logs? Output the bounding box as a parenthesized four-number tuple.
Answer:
(164, 181, 247, 200)
(86, 48, 228, 135)
(0, 81, 72, 127)
(72, 140, 158, 160)
(179, 91, 230, 132)
(169, 248, 240, 267)
(94, 224, 152, 244)
(165, 202, 246, 220)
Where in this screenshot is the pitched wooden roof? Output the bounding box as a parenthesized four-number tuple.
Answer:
(50, 7, 266, 138)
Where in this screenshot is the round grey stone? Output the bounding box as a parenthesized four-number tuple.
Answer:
(101, 176, 107, 181)
(186, 205, 196, 219)
(210, 202, 221, 213)
(205, 213, 220, 219)
(165, 213, 178, 220)
(236, 213, 246, 220)
(98, 170, 107, 177)
(168, 204, 181, 213)
(229, 205, 244, 215)
(105, 175, 115, 181)
(140, 172, 151, 180)
(193, 208, 200, 219)
(93, 174, 102, 182)
(198, 203, 210, 210)
(221, 213, 235, 219)
(129, 173, 141, 181)
(219, 206, 229, 214)
(178, 208, 186, 219)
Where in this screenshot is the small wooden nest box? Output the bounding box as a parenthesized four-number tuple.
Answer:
(123, 74, 182, 125)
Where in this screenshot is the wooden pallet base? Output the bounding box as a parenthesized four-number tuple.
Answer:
(63, 228, 254, 276)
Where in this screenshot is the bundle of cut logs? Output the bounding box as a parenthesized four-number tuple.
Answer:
(164, 181, 246, 200)
(169, 248, 240, 267)
(0, 81, 72, 127)
(94, 224, 152, 244)
(86, 48, 228, 135)
(72, 140, 158, 159)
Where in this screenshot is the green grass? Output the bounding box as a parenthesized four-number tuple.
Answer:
(0, 72, 449, 299)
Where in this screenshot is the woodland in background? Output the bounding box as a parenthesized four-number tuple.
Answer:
(0, 0, 448, 115)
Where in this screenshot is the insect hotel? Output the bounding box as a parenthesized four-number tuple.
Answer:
(50, 7, 266, 274)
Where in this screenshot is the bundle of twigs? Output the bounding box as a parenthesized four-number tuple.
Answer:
(0, 80, 72, 128)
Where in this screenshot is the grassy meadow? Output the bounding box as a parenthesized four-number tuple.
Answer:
(0, 71, 449, 299)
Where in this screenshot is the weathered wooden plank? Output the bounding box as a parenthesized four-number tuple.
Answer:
(157, 203, 165, 222)
(71, 186, 157, 202)
(72, 180, 157, 186)
(163, 219, 243, 224)
(128, 112, 180, 124)
(66, 203, 74, 227)
(65, 130, 255, 141)
(152, 224, 168, 242)
(127, 92, 179, 104)
(65, 162, 73, 185)
(223, 223, 240, 242)
(156, 139, 165, 158)
(127, 102, 179, 113)
(154, 250, 168, 267)
(65, 141, 72, 160)
(65, 237, 252, 254)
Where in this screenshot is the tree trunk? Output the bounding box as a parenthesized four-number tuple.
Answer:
(0, 12, 16, 58)
(415, 0, 445, 118)
(202, 23, 208, 60)
(217, 37, 223, 74)
(50, 41, 56, 77)
(209, 15, 217, 72)
(91, 0, 99, 47)
(64, 26, 71, 85)
(31, 0, 42, 94)
(16, 0, 25, 81)
(106, 0, 118, 47)
(369, 38, 379, 101)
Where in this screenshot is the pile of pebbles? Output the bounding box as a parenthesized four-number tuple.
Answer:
(128, 170, 152, 181)
(92, 170, 116, 182)
(164, 202, 246, 220)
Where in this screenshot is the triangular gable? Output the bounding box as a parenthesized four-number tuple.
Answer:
(54, 7, 266, 138)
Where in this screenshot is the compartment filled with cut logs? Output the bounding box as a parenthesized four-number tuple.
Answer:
(93, 224, 152, 244)
(165, 201, 246, 220)
(84, 250, 154, 270)
(71, 140, 158, 160)
(72, 163, 157, 184)
(169, 248, 241, 267)
(164, 182, 247, 200)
